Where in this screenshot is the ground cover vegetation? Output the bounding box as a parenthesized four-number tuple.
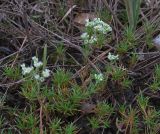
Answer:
(0, 0, 160, 133)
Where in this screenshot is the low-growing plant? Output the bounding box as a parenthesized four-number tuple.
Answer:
(96, 102, 114, 117)
(103, 120, 110, 129)
(149, 65, 160, 92)
(117, 105, 139, 134)
(87, 101, 113, 132)
(81, 18, 112, 56)
(129, 53, 138, 67)
(97, 9, 112, 23)
(124, 26, 136, 45)
(16, 110, 38, 132)
(88, 117, 100, 131)
(121, 78, 132, 89)
(0, 90, 7, 108)
(3, 66, 21, 80)
(64, 123, 77, 134)
(0, 115, 5, 128)
(144, 22, 155, 49)
(137, 93, 160, 134)
(143, 108, 160, 134)
(56, 43, 66, 60)
(137, 93, 149, 114)
(54, 96, 78, 116)
(105, 61, 132, 90)
(116, 41, 130, 54)
(53, 84, 96, 115)
(149, 80, 160, 92)
(49, 118, 62, 134)
(116, 27, 136, 55)
(53, 68, 71, 89)
(111, 67, 126, 81)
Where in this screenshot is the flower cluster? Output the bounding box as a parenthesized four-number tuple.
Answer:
(81, 33, 97, 44)
(94, 73, 104, 82)
(85, 18, 112, 34)
(32, 56, 43, 67)
(21, 56, 50, 82)
(107, 52, 119, 61)
(21, 64, 33, 75)
(81, 18, 112, 45)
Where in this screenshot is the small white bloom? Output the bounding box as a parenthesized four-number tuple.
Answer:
(85, 19, 89, 23)
(84, 39, 89, 44)
(107, 52, 119, 61)
(94, 73, 104, 81)
(21, 65, 33, 75)
(94, 25, 103, 31)
(94, 22, 112, 34)
(81, 32, 89, 40)
(39, 77, 45, 82)
(82, 18, 112, 45)
(88, 35, 97, 44)
(34, 74, 44, 82)
(34, 61, 43, 68)
(85, 19, 94, 27)
(85, 18, 112, 34)
(42, 69, 50, 78)
(21, 63, 26, 69)
(32, 56, 43, 67)
(34, 74, 40, 80)
(32, 56, 38, 63)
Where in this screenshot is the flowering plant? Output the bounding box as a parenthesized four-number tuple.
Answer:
(81, 18, 112, 47)
(21, 56, 50, 82)
(85, 18, 112, 34)
(94, 73, 104, 82)
(107, 52, 119, 61)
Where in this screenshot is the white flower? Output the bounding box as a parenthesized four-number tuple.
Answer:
(94, 20, 112, 34)
(42, 69, 50, 78)
(85, 18, 112, 34)
(34, 74, 40, 80)
(94, 73, 104, 81)
(94, 25, 103, 31)
(21, 57, 51, 82)
(24, 67, 33, 75)
(81, 32, 97, 45)
(21, 64, 33, 75)
(34, 74, 45, 82)
(32, 56, 38, 63)
(85, 19, 89, 23)
(81, 32, 89, 40)
(85, 19, 94, 27)
(82, 18, 112, 46)
(34, 61, 43, 68)
(32, 56, 43, 67)
(20, 64, 26, 70)
(107, 52, 119, 61)
(39, 77, 45, 82)
(88, 35, 97, 44)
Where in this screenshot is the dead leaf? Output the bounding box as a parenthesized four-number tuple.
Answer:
(81, 102, 96, 114)
(78, 66, 91, 89)
(82, 76, 91, 89)
(74, 13, 97, 30)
